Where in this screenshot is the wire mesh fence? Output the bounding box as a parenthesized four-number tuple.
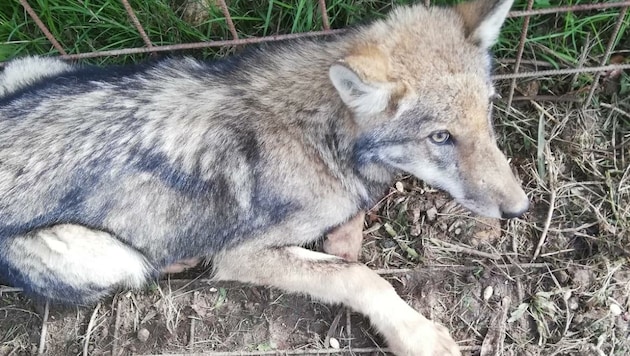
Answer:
(7, 0, 630, 109)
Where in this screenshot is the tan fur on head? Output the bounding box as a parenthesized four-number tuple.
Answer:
(344, 45, 390, 83)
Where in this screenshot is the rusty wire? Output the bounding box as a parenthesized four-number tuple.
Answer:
(17, 0, 67, 55)
(216, 0, 239, 40)
(120, 0, 154, 49)
(59, 29, 344, 60)
(492, 63, 630, 81)
(584, 5, 628, 106)
(319, 0, 331, 31)
(508, 1, 630, 17)
(506, 0, 535, 110)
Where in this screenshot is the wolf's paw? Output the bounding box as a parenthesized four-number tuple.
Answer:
(388, 319, 461, 356)
(429, 322, 461, 356)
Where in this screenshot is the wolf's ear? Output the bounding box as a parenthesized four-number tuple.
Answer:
(455, 0, 514, 49)
(329, 63, 391, 116)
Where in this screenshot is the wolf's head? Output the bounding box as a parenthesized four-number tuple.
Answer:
(331, 0, 528, 219)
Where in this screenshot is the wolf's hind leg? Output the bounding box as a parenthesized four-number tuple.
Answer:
(213, 245, 460, 356)
(0, 224, 150, 304)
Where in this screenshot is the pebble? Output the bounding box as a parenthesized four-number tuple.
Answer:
(483, 286, 493, 301)
(610, 303, 622, 316)
(137, 328, 150, 343)
(395, 181, 404, 193)
(329, 337, 340, 349)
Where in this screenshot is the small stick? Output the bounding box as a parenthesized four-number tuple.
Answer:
(37, 300, 50, 355)
(324, 309, 343, 348)
(0, 286, 23, 294)
(532, 188, 556, 261)
(429, 238, 502, 260)
(188, 292, 199, 350)
(112, 297, 123, 356)
(83, 303, 101, 356)
(345, 310, 352, 349)
(139, 345, 481, 355)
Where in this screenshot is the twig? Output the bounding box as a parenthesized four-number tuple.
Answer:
(429, 238, 502, 260)
(83, 303, 101, 356)
(480, 296, 511, 356)
(37, 300, 50, 355)
(324, 309, 343, 348)
(601, 102, 630, 120)
(345, 310, 352, 349)
(511, 95, 582, 103)
(0, 286, 23, 294)
(188, 292, 199, 350)
(532, 189, 556, 261)
(112, 297, 123, 356)
(140, 345, 481, 356)
(529, 100, 560, 124)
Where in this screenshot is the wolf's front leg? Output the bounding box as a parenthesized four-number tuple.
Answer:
(212, 244, 460, 356)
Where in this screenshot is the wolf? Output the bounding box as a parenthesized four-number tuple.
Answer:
(0, 0, 526, 354)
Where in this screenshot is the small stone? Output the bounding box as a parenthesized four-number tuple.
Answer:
(610, 303, 622, 316)
(426, 207, 438, 222)
(137, 328, 150, 343)
(209, 287, 218, 293)
(454, 228, 462, 235)
(483, 286, 493, 301)
(555, 270, 570, 284)
(329, 337, 340, 349)
(395, 181, 404, 193)
(568, 296, 579, 311)
(563, 290, 572, 301)
(379, 238, 397, 249)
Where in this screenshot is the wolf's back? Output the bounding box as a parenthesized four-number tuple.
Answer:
(0, 56, 300, 302)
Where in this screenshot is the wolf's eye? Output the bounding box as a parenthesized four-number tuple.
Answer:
(429, 130, 451, 145)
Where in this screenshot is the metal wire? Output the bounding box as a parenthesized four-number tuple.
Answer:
(217, 0, 239, 40)
(584, 6, 628, 106)
(120, 0, 154, 49)
(17, 0, 67, 55)
(506, 0, 535, 110)
(14, 0, 630, 106)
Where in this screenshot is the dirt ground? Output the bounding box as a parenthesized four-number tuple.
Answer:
(1, 87, 629, 355)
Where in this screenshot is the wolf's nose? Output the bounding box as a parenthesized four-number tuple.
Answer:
(501, 199, 529, 219)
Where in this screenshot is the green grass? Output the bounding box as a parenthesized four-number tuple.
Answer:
(1, 0, 627, 68)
